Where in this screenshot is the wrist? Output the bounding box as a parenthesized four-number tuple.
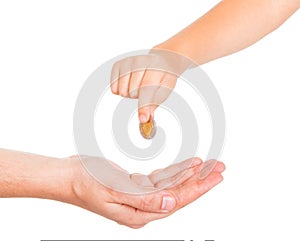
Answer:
(151, 44, 197, 73)
(38, 157, 79, 204)
(61, 156, 98, 208)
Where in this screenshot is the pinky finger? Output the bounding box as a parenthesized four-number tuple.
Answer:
(110, 64, 119, 94)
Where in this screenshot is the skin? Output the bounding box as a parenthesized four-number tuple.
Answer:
(5, 0, 298, 228)
(111, 0, 300, 123)
(0, 149, 225, 228)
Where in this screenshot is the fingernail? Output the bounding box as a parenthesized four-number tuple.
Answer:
(192, 158, 202, 166)
(139, 113, 148, 123)
(161, 195, 176, 212)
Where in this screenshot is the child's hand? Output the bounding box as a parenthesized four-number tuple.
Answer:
(110, 50, 191, 123)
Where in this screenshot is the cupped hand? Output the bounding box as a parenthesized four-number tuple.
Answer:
(68, 156, 225, 228)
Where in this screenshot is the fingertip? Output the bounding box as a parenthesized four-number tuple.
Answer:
(110, 81, 118, 94)
(219, 162, 226, 172)
(214, 172, 224, 182)
(118, 83, 129, 97)
(191, 157, 203, 166)
(199, 159, 217, 180)
(218, 174, 224, 182)
(139, 111, 149, 123)
(205, 172, 224, 185)
(129, 89, 138, 99)
(214, 162, 226, 173)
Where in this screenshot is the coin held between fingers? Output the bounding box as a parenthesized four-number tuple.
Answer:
(139, 118, 156, 139)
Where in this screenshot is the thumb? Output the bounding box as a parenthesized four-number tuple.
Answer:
(118, 191, 177, 213)
(138, 83, 173, 123)
(138, 105, 156, 123)
(138, 70, 161, 123)
(138, 84, 158, 123)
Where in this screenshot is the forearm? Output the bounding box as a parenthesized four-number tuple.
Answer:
(156, 0, 300, 65)
(0, 149, 75, 202)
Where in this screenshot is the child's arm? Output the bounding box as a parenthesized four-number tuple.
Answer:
(111, 0, 299, 123)
(155, 0, 300, 64)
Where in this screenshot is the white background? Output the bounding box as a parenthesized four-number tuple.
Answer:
(0, 1, 299, 241)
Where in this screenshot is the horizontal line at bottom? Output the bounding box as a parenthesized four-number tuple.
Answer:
(41, 239, 214, 241)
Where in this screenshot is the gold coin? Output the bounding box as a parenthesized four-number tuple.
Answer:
(139, 118, 156, 139)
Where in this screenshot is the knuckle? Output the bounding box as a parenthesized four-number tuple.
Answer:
(112, 60, 121, 70)
(168, 190, 180, 207)
(119, 59, 132, 75)
(139, 195, 155, 211)
(140, 76, 154, 86)
(111, 64, 120, 79)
